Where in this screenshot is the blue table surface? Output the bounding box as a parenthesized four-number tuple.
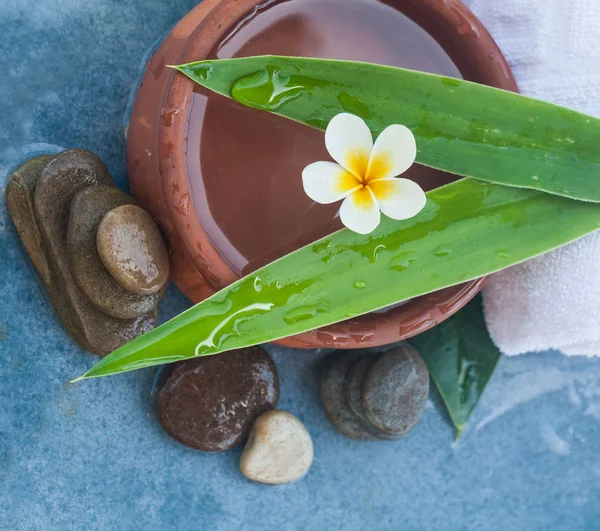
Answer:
(1, 1, 599, 529)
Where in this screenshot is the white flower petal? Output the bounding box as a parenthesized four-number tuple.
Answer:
(325, 113, 373, 178)
(302, 161, 361, 204)
(367, 124, 417, 181)
(370, 178, 426, 220)
(339, 187, 381, 234)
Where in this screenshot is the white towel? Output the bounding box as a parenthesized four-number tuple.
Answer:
(462, 0, 600, 356)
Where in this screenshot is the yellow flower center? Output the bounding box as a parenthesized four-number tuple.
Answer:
(344, 149, 393, 193)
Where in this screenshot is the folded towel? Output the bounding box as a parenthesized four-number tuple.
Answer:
(464, 0, 600, 356)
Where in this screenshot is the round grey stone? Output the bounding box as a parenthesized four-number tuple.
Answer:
(345, 355, 402, 441)
(363, 344, 430, 437)
(320, 352, 382, 441)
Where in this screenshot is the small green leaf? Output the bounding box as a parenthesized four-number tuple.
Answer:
(410, 295, 501, 438)
(175, 56, 600, 203)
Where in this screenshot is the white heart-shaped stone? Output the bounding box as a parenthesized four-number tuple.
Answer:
(240, 410, 314, 485)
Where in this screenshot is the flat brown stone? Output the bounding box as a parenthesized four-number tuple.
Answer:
(97, 205, 170, 295)
(6, 155, 88, 347)
(156, 347, 280, 452)
(67, 186, 166, 319)
(6, 155, 56, 289)
(30, 149, 156, 356)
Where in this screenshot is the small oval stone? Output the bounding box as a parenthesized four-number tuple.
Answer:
(362, 344, 429, 437)
(156, 347, 279, 452)
(68, 187, 166, 319)
(240, 410, 313, 485)
(97, 204, 169, 295)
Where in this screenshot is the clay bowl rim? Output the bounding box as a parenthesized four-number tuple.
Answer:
(159, 0, 518, 349)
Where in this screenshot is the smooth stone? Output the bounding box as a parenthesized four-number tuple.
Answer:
(156, 347, 280, 452)
(345, 355, 380, 423)
(344, 355, 401, 441)
(6, 155, 56, 290)
(320, 351, 380, 441)
(240, 410, 314, 485)
(363, 344, 430, 437)
(67, 186, 166, 318)
(6, 155, 88, 346)
(33, 149, 156, 356)
(97, 204, 169, 295)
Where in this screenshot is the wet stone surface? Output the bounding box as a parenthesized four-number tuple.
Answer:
(7, 149, 160, 356)
(68, 186, 166, 319)
(156, 347, 280, 452)
(97, 204, 169, 295)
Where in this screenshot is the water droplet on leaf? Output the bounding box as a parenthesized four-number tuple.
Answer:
(253, 276, 262, 292)
(433, 244, 453, 257)
(388, 251, 418, 272)
(442, 77, 461, 87)
(231, 66, 307, 111)
(283, 303, 329, 325)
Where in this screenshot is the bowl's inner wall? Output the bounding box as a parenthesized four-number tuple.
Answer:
(184, 0, 463, 276)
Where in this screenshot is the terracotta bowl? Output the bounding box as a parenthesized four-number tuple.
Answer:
(127, 0, 518, 349)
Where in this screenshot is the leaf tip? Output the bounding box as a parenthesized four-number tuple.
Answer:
(454, 425, 464, 440)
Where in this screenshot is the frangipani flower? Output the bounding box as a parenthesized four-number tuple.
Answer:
(302, 113, 426, 234)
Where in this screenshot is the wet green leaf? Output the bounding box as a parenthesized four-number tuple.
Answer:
(77, 180, 600, 380)
(175, 56, 600, 203)
(74, 57, 600, 380)
(410, 295, 501, 438)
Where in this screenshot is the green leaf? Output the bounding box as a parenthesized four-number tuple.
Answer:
(410, 295, 501, 439)
(76, 179, 600, 380)
(175, 56, 600, 203)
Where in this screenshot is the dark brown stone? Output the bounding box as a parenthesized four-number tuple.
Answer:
(30, 149, 156, 356)
(363, 344, 430, 437)
(67, 187, 166, 318)
(97, 204, 170, 295)
(156, 347, 280, 452)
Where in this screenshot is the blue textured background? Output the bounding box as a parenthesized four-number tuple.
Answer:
(1, 1, 600, 529)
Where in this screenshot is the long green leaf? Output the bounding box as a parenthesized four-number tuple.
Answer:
(175, 56, 600, 203)
(77, 179, 600, 379)
(410, 295, 501, 439)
